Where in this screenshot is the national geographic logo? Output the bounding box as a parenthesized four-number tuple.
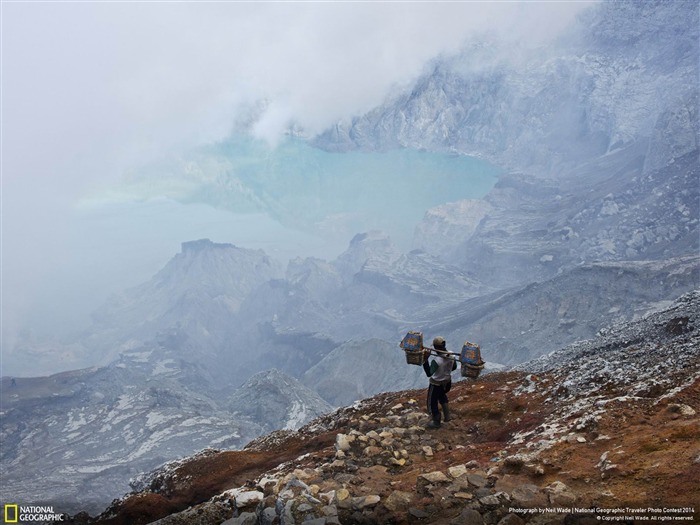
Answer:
(3, 504, 65, 523)
(3, 505, 17, 523)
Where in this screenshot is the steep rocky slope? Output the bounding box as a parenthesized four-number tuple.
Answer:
(228, 369, 333, 433)
(428, 147, 699, 290)
(68, 291, 699, 525)
(239, 237, 698, 376)
(0, 347, 330, 515)
(300, 339, 428, 408)
(84, 239, 282, 371)
(416, 254, 699, 365)
(316, 2, 698, 175)
(237, 232, 490, 346)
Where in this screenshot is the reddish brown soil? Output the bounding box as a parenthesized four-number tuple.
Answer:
(81, 371, 699, 524)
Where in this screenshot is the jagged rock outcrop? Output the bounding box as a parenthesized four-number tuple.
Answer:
(332, 231, 401, 282)
(85, 239, 282, 368)
(237, 232, 489, 347)
(412, 147, 699, 290)
(417, 254, 699, 366)
(413, 199, 494, 261)
(0, 353, 332, 516)
(315, 2, 699, 175)
(228, 369, 333, 432)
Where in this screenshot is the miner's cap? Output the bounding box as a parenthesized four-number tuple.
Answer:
(432, 336, 446, 350)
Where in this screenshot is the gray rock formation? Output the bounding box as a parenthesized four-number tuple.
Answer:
(418, 255, 699, 365)
(0, 351, 329, 515)
(228, 369, 333, 432)
(0, 342, 260, 515)
(83, 239, 282, 381)
(414, 147, 699, 290)
(302, 339, 427, 407)
(315, 2, 698, 175)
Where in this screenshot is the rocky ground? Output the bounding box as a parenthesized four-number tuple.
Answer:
(67, 292, 699, 525)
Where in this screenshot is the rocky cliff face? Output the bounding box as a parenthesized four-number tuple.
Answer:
(413, 199, 494, 262)
(237, 238, 698, 374)
(66, 291, 699, 525)
(333, 231, 402, 283)
(315, 1, 698, 175)
(236, 232, 489, 350)
(228, 369, 333, 433)
(413, 147, 699, 290)
(82, 239, 282, 379)
(0, 345, 331, 515)
(419, 255, 699, 366)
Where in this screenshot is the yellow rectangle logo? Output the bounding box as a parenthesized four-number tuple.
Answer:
(4, 504, 18, 523)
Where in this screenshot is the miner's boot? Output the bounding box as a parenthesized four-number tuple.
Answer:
(426, 414, 441, 429)
(442, 404, 452, 422)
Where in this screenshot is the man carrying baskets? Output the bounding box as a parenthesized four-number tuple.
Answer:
(422, 336, 457, 429)
(400, 331, 484, 429)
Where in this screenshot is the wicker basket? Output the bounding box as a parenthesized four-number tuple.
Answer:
(460, 341, 484, 379)
(461, 361, 485, 379)
(405, 349, 425, 365)
(400, 331, 424, 366)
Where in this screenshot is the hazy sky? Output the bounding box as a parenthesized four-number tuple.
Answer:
(1, 1, 593, 368)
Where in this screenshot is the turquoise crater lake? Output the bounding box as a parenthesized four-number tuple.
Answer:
(118, 136, 502, 253)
